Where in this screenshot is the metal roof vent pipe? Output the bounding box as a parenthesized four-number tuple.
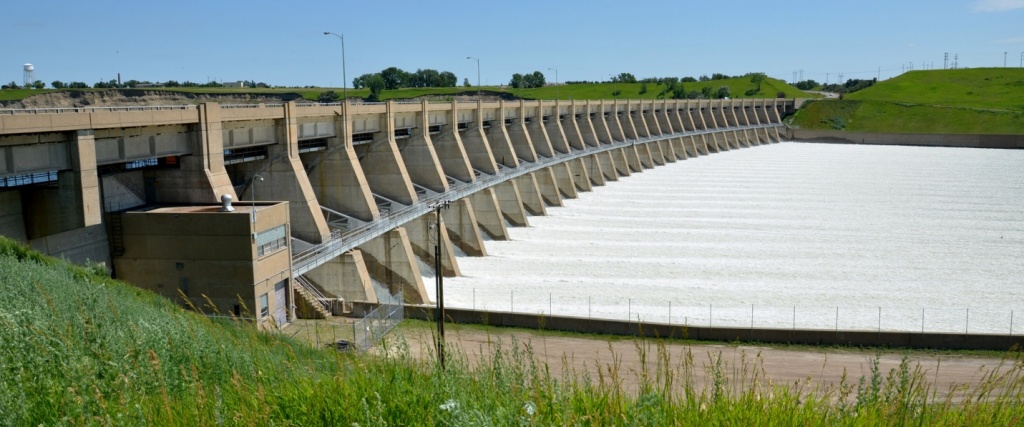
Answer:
(220, 194, 236, 212)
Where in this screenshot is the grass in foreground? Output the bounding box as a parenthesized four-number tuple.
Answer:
(2, 236, 1023, 425)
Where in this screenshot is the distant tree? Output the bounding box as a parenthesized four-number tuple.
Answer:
(612, 89, 622, 96)
(699, 75, 710, 82)
(522, 71, 545, 88)
(317, 90, 339, 103)
(463, 77, 471, 87)
(3, 81, 19, 89)
(379, 67, 407, 90)
(437, 71, 457, 87)
(352, 73, 375, 89)
(670, 85, 687, 99)
(164, 80, 180, 87)
(716, 85, 731, 99)
(123, 79, 141, 88)
(610, 72, 637, 83)
(509, 73, 524, 89)
(32, 80, 45, 89)
(701, 86, 713, 98)
(749, 72, 766, 91)
(68, 81, 89, 89)
(51, 80, 66, 89)
(681, 76, 698, 83)
(366, 74, 386, 101)
(686, 90, 702, 99)
(711, 73, 731, 80)
(793, 79, 819, 90)
(639, 82, 648, 95)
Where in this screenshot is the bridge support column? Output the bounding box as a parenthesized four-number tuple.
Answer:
(469, 188, 509, 240)
(669, 138, 686, 161)
(303, 106, 377, 222)
(495, 180, 529, 226)
(602, 150, 624, 179)
(514, 173, 546, 216)
(624, 145, 645, 172)
(659, 138, 675, 162)
(443, 198, 486, 256)
(404, 214, 460, 277)
(572, 156, 600, 189)
(649, 140, 667, 165)
(237, 102, 330, 243)
(156, 103, 236, 204)
(549, 164, 577, 200)
(357, 227, 429, 304)
(304, 251, 377, 304)
(21, 130, 109, 266)
(532, 168, 562, 206)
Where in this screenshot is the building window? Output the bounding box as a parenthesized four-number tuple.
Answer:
(255, 225, 287, 257)
(259, 293, 269, 319)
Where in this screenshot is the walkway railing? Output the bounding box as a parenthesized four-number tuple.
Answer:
(291, 123, 782, 277)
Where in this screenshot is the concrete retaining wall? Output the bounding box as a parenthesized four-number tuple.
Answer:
(406, 306, 1024, 351)
(788, 128, 1024, 149)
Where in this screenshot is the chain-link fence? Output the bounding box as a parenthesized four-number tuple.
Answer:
(353, 291, 404, 350)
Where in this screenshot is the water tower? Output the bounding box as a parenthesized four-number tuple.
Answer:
(23, 63, 35, 87)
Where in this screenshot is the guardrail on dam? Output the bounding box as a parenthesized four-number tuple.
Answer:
(0, 97, 791, 325)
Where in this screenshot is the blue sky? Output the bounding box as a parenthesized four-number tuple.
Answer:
(2, 0, 1022, 88)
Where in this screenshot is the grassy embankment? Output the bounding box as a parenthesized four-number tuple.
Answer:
(2, 235, 1024, 424)
(0, 77, 812, 104)
(789, 68, 1024, 134)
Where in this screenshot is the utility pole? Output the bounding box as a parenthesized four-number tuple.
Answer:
(954, 54, 959, 69)
(430, 200, 450, 370)
(944, 52, 948, 69)
(838, 73, 843, 85)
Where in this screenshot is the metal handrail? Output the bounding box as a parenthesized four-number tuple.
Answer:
(0, 105, 197, 115)
(290, 123, 782, 276)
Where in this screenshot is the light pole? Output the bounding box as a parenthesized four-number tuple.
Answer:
(466, 56, 480, 96)
(548, 67, 558, 100)
(251, 175, 263, 223)
(323, 32, 347, 102)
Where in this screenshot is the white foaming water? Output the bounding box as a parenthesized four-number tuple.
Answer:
(427, 142, 1024, 334)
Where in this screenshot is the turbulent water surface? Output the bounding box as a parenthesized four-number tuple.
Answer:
(427, 142, 1024, 333)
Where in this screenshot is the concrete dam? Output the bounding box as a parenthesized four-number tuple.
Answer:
(0, 98, 791, 326)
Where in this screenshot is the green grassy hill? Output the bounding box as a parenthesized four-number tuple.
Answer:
(846, 68, 1024, 110)
(790, 69, 1024, 134)
(3, 236, 1023, 424)
(1, 77, 811, 105)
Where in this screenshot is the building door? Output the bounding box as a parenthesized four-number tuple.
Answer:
(273, 280, 288, 326)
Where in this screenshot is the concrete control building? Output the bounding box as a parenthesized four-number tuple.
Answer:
(0, 98, 792, 327)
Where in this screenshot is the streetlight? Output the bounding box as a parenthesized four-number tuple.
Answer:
(323, 32, 347, 102)
(548, 67, 559, 100)
(466, 56, 480, 96)
(251, 175, 264, 223)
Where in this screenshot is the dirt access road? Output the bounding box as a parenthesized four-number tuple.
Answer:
(385, 324, 1018, 399)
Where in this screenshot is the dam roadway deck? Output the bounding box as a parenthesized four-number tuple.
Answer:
(0, 98, 790, 326)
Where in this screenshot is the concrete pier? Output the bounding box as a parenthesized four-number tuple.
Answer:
(0, 97, 790, 319)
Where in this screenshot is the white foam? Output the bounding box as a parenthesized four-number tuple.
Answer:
(427, 143, 1024, 334)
